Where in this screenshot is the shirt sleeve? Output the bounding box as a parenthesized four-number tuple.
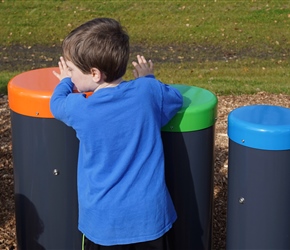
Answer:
(50, 77, 74, 124)
(160, 83, 183, 127)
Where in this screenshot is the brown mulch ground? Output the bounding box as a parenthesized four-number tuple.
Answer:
(1, 91, 290, 249)
(213, 92, 290, 249)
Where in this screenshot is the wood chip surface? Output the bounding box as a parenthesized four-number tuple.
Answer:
(1, 92, 290, 249)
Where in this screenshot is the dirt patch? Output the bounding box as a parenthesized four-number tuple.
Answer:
(0, 45, 62, 72)
(1, 92, 290, 249)
(1, 43, 289, 73)
(1, 44, 226, 73)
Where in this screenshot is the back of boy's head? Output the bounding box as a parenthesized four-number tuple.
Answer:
(62, 18, 129, 83)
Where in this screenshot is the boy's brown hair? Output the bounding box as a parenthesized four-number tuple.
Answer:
(62, 18, 129, 83)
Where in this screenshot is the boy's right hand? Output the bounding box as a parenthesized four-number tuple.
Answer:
(53, 56, 71, 81)
(132, 55, 154, 78)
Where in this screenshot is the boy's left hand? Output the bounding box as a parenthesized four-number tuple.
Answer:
(53, 56, 71, 81)
(132, 55, 154, 78)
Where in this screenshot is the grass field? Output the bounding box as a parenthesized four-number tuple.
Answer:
(1, 1, 290, 95)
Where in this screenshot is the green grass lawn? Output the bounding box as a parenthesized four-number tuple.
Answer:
(1, 1, 290, 95)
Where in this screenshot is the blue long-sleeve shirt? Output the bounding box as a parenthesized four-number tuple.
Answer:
(50, 75, 183, 245)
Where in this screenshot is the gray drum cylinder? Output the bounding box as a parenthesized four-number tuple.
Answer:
(11, 113, 81, 249)
(162, 127, 215, 250)
(162, 84, 217, 250)
(227, 104, 290, 249)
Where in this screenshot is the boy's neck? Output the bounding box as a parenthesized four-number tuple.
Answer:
(94, 77, 123, 92)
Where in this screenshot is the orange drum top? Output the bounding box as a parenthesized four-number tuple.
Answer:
(8, 67, 60, 118)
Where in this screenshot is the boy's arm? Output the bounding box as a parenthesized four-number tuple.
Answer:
(50, 78, 74, 121)
(132, 55, 183, 125)
(160, 84, 183, 127)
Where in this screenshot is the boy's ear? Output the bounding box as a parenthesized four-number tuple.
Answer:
(91, 68, 102, 83)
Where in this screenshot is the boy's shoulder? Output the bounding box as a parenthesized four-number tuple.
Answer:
(133, 75, 158, 85)
(134, 75, 156, 82)
(130, 75, 161, 90)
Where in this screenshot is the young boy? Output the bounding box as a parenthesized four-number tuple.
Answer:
(50, 18, 183, 250)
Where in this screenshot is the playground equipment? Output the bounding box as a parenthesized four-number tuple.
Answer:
(163, 85, 217, 250)
(227, 104, 290, 249)
(8, 68, 82, 250)
(8, 68, 217, 250)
